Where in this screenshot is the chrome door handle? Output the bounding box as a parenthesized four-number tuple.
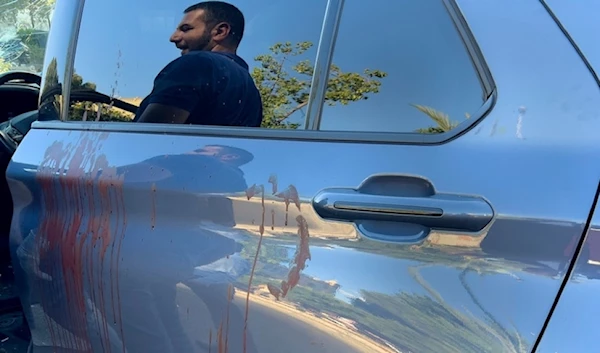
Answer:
(312, 187, 493, 233)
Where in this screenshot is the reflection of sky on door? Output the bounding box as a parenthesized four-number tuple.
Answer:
(284, 244, 561, 343)
(37, 1, 600, 351)
(73, 0, 485, 133)
(545, 0, 600, 73)
(290, 243, 600, 353)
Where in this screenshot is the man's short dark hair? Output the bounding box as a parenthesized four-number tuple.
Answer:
(185, 1, 245, 45)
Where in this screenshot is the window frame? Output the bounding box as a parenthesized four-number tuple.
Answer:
(45, 0, 496, 145)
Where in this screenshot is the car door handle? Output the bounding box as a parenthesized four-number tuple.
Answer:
(312, 188, 493, 233)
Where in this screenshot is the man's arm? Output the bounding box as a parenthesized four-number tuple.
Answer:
(136, 103, 190, 124)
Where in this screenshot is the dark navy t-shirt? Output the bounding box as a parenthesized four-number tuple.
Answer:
(134, 51, 263, 127)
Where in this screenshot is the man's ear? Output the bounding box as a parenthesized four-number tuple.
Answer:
(212, 22, 231, 42)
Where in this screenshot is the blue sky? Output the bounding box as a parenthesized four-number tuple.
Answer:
(73, 0, 484, 132)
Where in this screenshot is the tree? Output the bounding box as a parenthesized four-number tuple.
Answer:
(69, 72, 134, 122)
(68, 71, 134, 122)
(38, 60, 131, 122)
(0, 0, 55, 29)
(42, 57, 58, 91)
(41, 58, 96, 93)
(69, 73, 132, 122)
(39, 0, 56, 28)
(68, 102, 134, 122)
(412, 104, 471, 134)
(0, 58, 11, 73)
(71, 72, 96, 91)
(0, 0, 55, 73)
(251, 41, 387, 129)
(15, 28, 49, 71)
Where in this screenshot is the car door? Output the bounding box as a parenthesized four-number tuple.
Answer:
(6, 0, 600, 353)
(0, 0, 55, 351)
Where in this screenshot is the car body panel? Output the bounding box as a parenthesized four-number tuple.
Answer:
(535, 191, 600, 353)
(5, 0, 600, 353)
(543, 0, 600, 77)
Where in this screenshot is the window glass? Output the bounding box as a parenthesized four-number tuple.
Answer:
(70, 0, 486, 135)
(319, 0, 485, 133)
(0, 0, 55, 74)
(70, 0, 326, 127)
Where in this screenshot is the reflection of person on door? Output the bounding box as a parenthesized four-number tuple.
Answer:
(117, 144, 257, 352)
(134, 1, 263, 127)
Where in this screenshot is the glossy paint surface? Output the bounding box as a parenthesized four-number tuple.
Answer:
(535, 197, 600, 353)
(7, 1, 600, 353)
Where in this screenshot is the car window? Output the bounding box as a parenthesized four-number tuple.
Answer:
(70, 0, 326, 126)
(68, 0, 489, 135)
(0, 0, 54, 74)
(319, 0, 485, 133)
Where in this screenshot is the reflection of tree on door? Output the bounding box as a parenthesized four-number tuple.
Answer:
(251, 41, 474, 133)
(412, 104, 471, 134)
(50, 37, 467, 134)
(408, 262, 528, 353)
(251, 41, 388, 129)
(62, 40, 390, 125)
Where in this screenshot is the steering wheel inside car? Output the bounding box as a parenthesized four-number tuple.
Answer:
(0, 71, 42, 86)
(0, 86, 139, 156)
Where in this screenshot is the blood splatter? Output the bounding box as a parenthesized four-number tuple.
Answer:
(263, 215, 311, 300)
(243, 184, 265, 353)
(275, 185, 301, 226)
(35, 132, 128, 351)
(267, 284, 282, 301)
(245, 184, 257, 200)
(150, 183, 157, 230)
(271, 209, 275, 230)
(216, 285, 234, 353)
(268, 174, 278, 195)
(224, 284, 233, 353)
(244, 179, 312, 350)
(280, 215, 311, 299)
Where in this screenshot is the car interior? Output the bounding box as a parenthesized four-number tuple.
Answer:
(0, 70, 137, 351)
(0, 70, 40, 351)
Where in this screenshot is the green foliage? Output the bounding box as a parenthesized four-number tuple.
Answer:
(412, 104, 458, 133)
(71, 72, 97, 91)
(38, 40, 388, 127)
(42, 57, 58, 91)
(0, 0, 55, 28)
(0, 0, 54, 72)
(413, 104, 471, 134)
(41, 58, 96, 92)
(251, 41, 387, 129)
(69, 72, 132, 122)
(15, 28, 47, 71)
(42, 57, 131, 122)
(68, 102, 134, 122)
(0, 58, 12, 73)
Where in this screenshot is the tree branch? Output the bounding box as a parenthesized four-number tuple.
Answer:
(276, 100, 308, 122)
(264, 55, 288, 105)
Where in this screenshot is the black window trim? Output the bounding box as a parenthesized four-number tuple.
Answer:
(443, 0, 495, 100)
(46, 0, 496, 146)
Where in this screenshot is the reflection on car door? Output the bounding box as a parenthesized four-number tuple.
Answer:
(6, 3, 600, 353)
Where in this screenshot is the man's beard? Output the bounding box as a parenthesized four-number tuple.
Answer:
(186, 30, 214, 54)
